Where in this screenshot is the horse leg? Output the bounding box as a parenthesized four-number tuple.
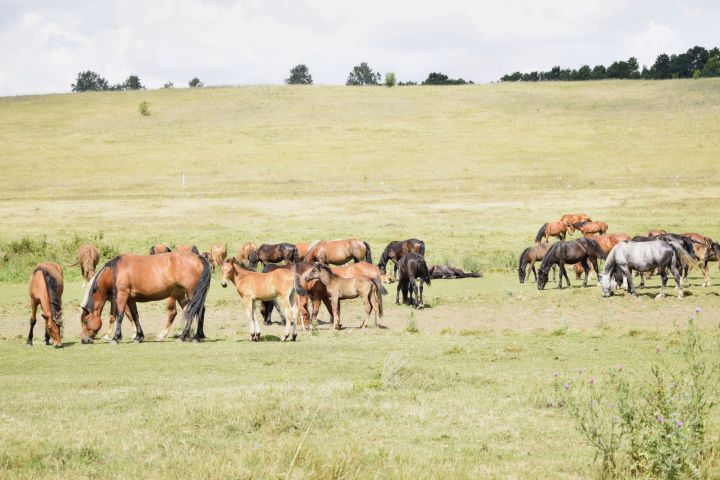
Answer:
(332, 297, 341, 330)
(243, 298, 257, 342)
(419, 280, 424, 308)
(702, 263, 710, 287)
(194, 305, 207, 341)
(669, 264, 683, 298)
(656, 266, 668, 299)
(557, 263, 565, 288)
(396, 280, 402, 305)
(158, 297, 180, 340)
(530, 264, 536, 282)
(621, 266, 636, 296)
(370, 289, 380, 328)
(639, 272, 645, 288)
(127, 300, 144, 343)
(111, 291, 129, 344)
(581, 259, 590, 287)
(360, 292, 371, 329)
(280, 296, 295, 342)
(27, 300, 38, 346)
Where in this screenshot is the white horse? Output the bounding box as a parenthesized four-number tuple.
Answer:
(599, 240, 696, 299)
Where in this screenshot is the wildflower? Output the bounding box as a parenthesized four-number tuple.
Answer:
(563, 383, 570, 391)
(677, 420, 684, 428)
(590, 377, 596, 385)
(657, 415, 665, 424)
(695, 306, 701, 313)
(616, 364, 623, 371)
(553, 372, 559, 377)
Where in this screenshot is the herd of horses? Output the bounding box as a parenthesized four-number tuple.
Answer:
(26, 238, 482, 348)
(520, 212, 719, 299)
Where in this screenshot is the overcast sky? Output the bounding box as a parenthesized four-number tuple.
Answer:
(0, 0, 718, 96)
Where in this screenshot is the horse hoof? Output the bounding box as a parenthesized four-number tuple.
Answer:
(110, 339, 119, 345)
(291, 334, 297, 342)
(26, 342, 32, 347)
(54, 344, 63, 349)
(134, 337, 144, 344)
(101, 334, 110, 341)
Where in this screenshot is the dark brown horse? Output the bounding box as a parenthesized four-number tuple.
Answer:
(248, 243, 299, 270)
(535, 222, 567, 244)
(518, 243, 556, 283)
(68, 243, 99, 287)
(428, 265, 482, 279)
(537, 238, 603, 289)
(377, 238, 425, 278)
(80, 252, 211, 344)
(149, 244, 171, 255)
(303, 238, 372, 265)
(28, 262, 64, 347)
(396, 253, 431, 308)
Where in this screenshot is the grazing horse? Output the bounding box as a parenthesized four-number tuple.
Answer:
(304, 238, 372, 265)
(428, 265, 482, 279)
(682, 232, 712, 246)
(396, 253, 432, 308)
(236, 242, 257, 269)
(535, 222, 567, 244)
(220, 259, 303, 341)
(377, 239, 425, 278)
(248, 243, 299, 270)
(27, 262, 64, 347)
(560, 213, 592, 228)
(210, 243, 227, 269)
(585, 233, 631, 254)
(537, 238, 603, 289)
(599, 240, 696, 299)
(295, 241, 318, 260)
(704, 242, 720, 275)
(68, 243, 99, 287)
(682, 237, 712, 286)
(518, 243, 556, 283)
(176, 245, 200, 255)
(572, 221, 608, 236)
(80, 252, 211, 344)
(149, 244, 171, 255)
(647, 229, 667, 237)
(304, 262, 383, 329)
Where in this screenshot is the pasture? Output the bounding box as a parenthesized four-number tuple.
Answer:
(1, 80, 720, 478)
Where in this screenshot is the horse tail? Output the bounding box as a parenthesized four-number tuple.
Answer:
(418, 257, 432, 286)
(191, 245, 200, 255)
(294, 269, 309, 296)
(371, 277, 384, 316)
(374, 275, 388, 295)
(534, 224, 547, 244)
(184, 255, 212, 325)
(363, 241, 372, 263)
(667, 240, 698, 269)
(518, 247, 531, 277)
(36, 268, 62, 325)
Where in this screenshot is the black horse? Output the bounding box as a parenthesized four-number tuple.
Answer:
(396, 253, 431, 308)
(428, 264, 482, 279)
(378, 239, 425, 278)
(537, 238, 604, 289)
(248, 243, 299, 270)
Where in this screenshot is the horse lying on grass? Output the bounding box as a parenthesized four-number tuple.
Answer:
(428, 265, 481, 279)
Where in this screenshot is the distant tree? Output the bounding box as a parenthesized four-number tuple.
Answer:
(384, 72, 396, 87)
(398, 81, 418, 86)
(670, 53, 693, 78)
(687, 46, 709, 72)
(650, 53, 672, 79)
(163, 81, 174, 88)
(123, 75, 144, 90)
(346, 62, 381, 85)
(422, 72, 469, 85)
(591, 65, 607, 80)
(285, 64, 313, 85)
(188, 77, 204, 88)
(71, 70, 109, 92)
(702, 55, 720, 77)
(576, 65, 592, 80)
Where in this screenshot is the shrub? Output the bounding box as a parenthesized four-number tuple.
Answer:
(138, 101, 151, 116)
(384, 72, 396, 87)
(462, 255, 480, 273)
(405, 312, 419, 333)
(163, 81, 174, 89)
(71, 70, 109, 92)
(188, 77, 204, 88)
(285, 64, 313, 85)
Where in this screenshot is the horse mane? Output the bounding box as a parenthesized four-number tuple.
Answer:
(362, 240, 372, 263)
(573, 221, 588, 228)
(534, 224, 547, 243)
(378, 242, 396, 268)
(581, 237, 606, 260)
(304, 240, 324, 260)
(518, 246, 531, 276)
(539, 241, 561, 273)
(415, 239, 426, 256)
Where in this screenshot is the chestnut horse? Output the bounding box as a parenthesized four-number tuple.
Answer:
(584, 233, 631, 254)
(259, 262, 314, 328)
(149, 244, 171, 255)
(572, 221, 608, 236)
(518, 243, 556, 283)
(377, 238, 425, 278)
(560, 213, 591, 228)
(220, 259, 304, 341)
(80, 252, 211, 344)
(647, 229, 667, 237)
(304, 238, 372, 265)
(295, 241, 318, 260)
(68, 243, 99, 287)
(535, 222, 567, 244)
(248, 243, 299, 270)
(304, 262, 383, 329)
(28, 262, 64, 347)
(176, 245, 200, 255)
(210, 243, 227, 269)
(236, 242, 257, 268)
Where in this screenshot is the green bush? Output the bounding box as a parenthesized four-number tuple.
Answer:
(384, 72, 396, 87)
(138, 101, 151, 116)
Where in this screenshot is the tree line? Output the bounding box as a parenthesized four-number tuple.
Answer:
(500, 45, 720, 82)
(71, 62, 472, 92)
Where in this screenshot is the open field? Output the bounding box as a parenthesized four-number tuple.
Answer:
(1, 80, 720, 478)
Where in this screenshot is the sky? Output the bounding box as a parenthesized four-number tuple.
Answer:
(0, 0, 718, 96)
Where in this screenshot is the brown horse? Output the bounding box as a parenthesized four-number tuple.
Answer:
(534, 222, 567, 244)
(560, 213, 592, 228)
(304, 262, 383, 329)
(518, 243, 557, 283)
(304, 238, 372, 265)
(248, 243, 299, 270)
(572, 221, 608, 236)
(647, 229, 667, 237)
(220, 259, 303, 341)
(236, 242, 257, 268)
(377, 239, 425, 278)
(683, 237, 712, 286)
(68, 243, 99, 287)
(295, 241, 318, 260)
(80, 252, 211, 344)
(585, 233, 631, 254)
(28, 262, 64, 347)
(175, 245, 200, 254)
(210, 243, 227, 269)
(149, 244, 171, 255)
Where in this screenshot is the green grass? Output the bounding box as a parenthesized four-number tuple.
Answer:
(1, 80, 720, 478)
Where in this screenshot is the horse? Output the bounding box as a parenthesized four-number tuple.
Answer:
(248, 243, 299, 270)
(682, 232, 712, 246)
(304, 262, 383, 329)
(537, 238, 603, 290)
(80, 252, 211, 344)
(428, 265, 482, 279)
(534, 222, 567, 244)
(295, 241, 318, 260)
(377, 239, 425, 278)
(259, 262, 314, 328)
(303, 238, 372, 265)
(518, 243, 556, 283)
(220, 259, 304, 341)
(149, 244, 171, 255)
(584, 233, 631, 254)
(28, 262, 64, 347)
(571, 221, 608, 236)
(176, 245, 200, 255)
(682, 236, 712, 286)
(236, 242, 257, 269)
(396, 253, 432, 308)
(647, 229, 667, 237)
(560, 213, 592, 228)
(210, 243, 227, 269)
(704, 242, 720, 275)
(68, 243, 99, 287)
(599, 240, 696, 299)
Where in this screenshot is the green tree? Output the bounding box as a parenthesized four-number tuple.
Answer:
(576, 65, 591, 80)
(188, 77, 204, 88)
(650, 53, 672, 79)
(346, 62, 381, 85)
(591, 65, 607, 80)
(702, 55, 720, 77)
(285, 64, 313, 85)
(123, 75, 144, 90)
(71, 70, 109, 92)
(384, 72, 396, 87)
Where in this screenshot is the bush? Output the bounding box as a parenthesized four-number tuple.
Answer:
(188, 77, 204, 88)
(285, 64, 313, 85)
(138, 101, 151, 116)
(163, 81, 174, 89)
(384, 72, 396, 87)
(557, 314, 719, 477)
